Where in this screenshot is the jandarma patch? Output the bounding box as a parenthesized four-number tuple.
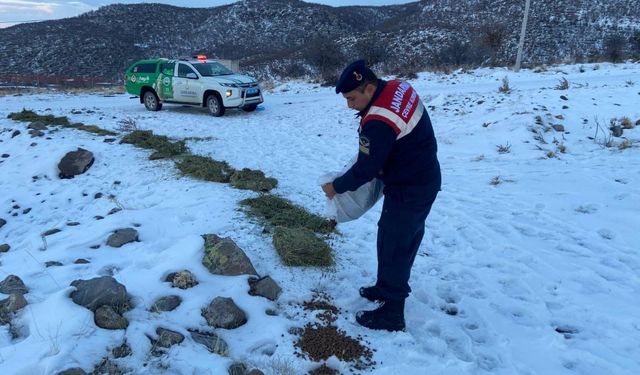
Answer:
(359, 136, 370, 155)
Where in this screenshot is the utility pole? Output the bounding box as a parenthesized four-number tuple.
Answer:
(514, 0, 531, 72)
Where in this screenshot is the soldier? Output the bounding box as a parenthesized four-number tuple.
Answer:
(322, 60, 441, 331)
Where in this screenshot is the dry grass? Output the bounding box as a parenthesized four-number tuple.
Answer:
(554, 77, 570, 90)
(620, 117, 634, 129)
(272, 226, 333, 267)
(498, 76, 511, 94)
(496, 143, 511, 154)
(240, 194, 335, 234)
(230, 168, 278, 192)
(63, 122, 117, 136)
(8, 109, 70, 126)
(618, 139, 632, 150)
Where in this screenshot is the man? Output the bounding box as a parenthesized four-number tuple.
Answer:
(322, 60, 441, 331)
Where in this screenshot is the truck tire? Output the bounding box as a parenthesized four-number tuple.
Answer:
(241, 104, 257, 112)
(143, 91, 162, 111)
(206, 94, 225, 117)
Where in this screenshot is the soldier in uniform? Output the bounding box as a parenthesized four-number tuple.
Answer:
(322, 60, 441, 331)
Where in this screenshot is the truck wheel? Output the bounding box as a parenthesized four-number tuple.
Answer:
(143, 91, 162, 111)
(241, 104, 257, 112)
(206, 94, 225, 117)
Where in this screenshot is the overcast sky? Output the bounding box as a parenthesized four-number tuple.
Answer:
(0, 0, 416, 28)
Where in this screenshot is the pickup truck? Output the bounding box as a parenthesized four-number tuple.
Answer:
(124, 56, 263, 117)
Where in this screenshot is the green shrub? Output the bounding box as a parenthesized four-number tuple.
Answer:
(272, 226, 333, 267)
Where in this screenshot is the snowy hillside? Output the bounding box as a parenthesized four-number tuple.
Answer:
(0, 62, 639, 375)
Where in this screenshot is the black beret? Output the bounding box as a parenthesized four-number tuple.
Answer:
(335, 59, 375, 94)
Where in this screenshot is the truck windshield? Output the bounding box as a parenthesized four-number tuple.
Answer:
(193, 62, 234, 76)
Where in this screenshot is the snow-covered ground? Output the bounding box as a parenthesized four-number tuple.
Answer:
(1, 62, 639, 375)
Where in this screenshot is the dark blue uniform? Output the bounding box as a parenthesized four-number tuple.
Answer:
(333, 79, 441, 301)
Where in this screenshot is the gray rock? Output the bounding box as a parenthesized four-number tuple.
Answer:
(106, 228, 138, 248)
(58, 148, 94, 179)
(70, 276, 129, 313)
(202, 234, 257, 276)
(155, 327, 184, 348)
(202, 297, 247, 329)
(0, 218, 5, 229)
(112, 342, 132, 358)
(611, 125, 623, 137)
(150, 295, 182, 312)
(165, 270, 198, 289)
(0, 244, 10, 253)
(56, 368, 87, 375)
(94, 305, 128, 330)
(248, 276, 282, 301)
(11, 130, 21, 138)
(228, 362, 247, 375)
(91, 359, 123, 375)
(189, 329, 229, 356)
(42, 228, 61, 236)
(552, 124, 565, 132)
(45, 261, 63, 267)
(28, 121, 47, 130)
(0, 275, 28, 294)
(74, 258, 90, 264)
(29, 129, 44, 137)
(0, 293, 27, 316)
(247, 370, 265, 375)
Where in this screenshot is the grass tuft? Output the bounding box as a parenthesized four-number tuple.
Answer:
(8, 108, 70, 126)
(240, 194, 335, 234)
(175, 155, 233, 182)
(63, 122, 117, 136)
(272, 226, 333, 267)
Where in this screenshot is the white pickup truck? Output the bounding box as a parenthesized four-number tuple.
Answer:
(124, 55, 263, 117)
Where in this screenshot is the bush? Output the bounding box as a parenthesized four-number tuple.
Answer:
(303, 36, 345, 84)
(272, 226, 333, 267)
(175, 155, 233, 183)
(240, 194, 335, 234)
(604, 34, 626, 63)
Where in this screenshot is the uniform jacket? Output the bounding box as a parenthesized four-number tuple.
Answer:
(333, 79, 441, 202)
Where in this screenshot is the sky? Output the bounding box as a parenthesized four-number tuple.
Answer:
(0, 0, 416, 28)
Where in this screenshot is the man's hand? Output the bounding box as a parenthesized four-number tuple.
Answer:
(322, 182, 337, 199)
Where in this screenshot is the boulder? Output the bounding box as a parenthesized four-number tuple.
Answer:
(552, 124, 565, 132)
(11, 130, 21, 138)
(189, 329, 229, 356)
(70, 276, 129, 313)
(202, 297, 247, 329)
(150, 295, 182, 312)
(0, 275, 28, 294)
(248, 276, 282, 301)
(0, 244, 10, 253)
(0, 218, 6, 229)
(95, 305, 128, 330)
(106, 228, 138, 248)
(155, 327, 184, 348)
(58, 148, 94, 179)
(202, 234, 257, 276)
(0, 293, 28, 324)
(611, 125, 623, 137)
(27, 121, 47, 131)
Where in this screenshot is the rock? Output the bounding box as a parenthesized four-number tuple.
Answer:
(67, 222, 80, 226)
(189, 329, 229, 356)
(0, 293, 27, 313)
(202, 234, 257, 276)
(70, 276, 129, 313)
(0, 218, 6, 229)
(94, 192, 103, 199)
(106, 228, 138, 248)
(248, 276, 282, 301)
(107, 207, 122, 215)
(228, 362, 248, 375)
(155, 327, 184, 348)
(104, 138, 116, 143)
(202, 297, 247, 329)
(45, 261, 63, 267)
(0, 275, 28, 294)
(42, 228, 61, 236)
(611, 125, 623, 137)
(552, 124, 565, 132)
(1, 154, 8, 158)
(28, 121, 47, 130)
(22, 208, 31, 214)
(560, 95, 568, 101)
(94, 305, 129, 330)
(91, 359, 123, 375)
(150, 295, 182, 312)
(165, 270, 198, 289)
(246, 370, 265, 375)
(0, 244, 10, 253)
(112, 342, 132, 358)
(58, 148, 94, 179)
(29, 129, 44, 137)
(56, 368, 87, 375)
(74, 258, 90, 264)
(11, 130, 20, 138)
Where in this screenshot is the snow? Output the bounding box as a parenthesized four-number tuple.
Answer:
(1, 62, 639, 374)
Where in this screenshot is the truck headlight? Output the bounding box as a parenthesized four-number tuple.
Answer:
(225, 90, 233, 97)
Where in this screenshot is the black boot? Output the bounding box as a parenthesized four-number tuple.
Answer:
(359, 286, 385, 303)
(356, 299, 405, 331)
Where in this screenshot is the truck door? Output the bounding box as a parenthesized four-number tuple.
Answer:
(156, 62, 175, 100)
(173, 63, 201, 103)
